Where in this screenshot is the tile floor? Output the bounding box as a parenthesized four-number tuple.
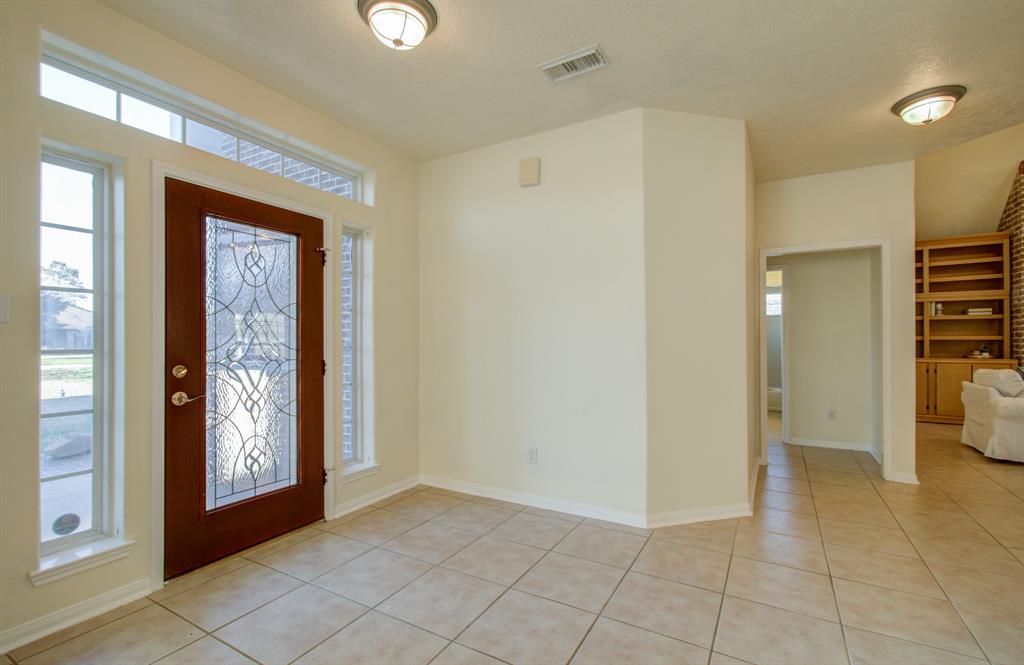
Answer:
(6, 417, 1023, 665)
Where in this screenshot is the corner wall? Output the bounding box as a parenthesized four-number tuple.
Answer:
(757, 162, 917, 480)
(641, 109, 753, 520)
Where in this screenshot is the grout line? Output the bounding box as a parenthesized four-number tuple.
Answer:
(704, 518, 740, 665)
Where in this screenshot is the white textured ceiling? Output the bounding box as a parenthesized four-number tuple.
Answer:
(101, 0, 1024, 181)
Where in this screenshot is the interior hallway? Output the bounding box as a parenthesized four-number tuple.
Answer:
(5, 422, 1022, 665)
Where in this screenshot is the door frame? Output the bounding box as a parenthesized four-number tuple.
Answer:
(757, 239, 894, 480)
(764, 265, 789, 444)
(150, 162, 336, 587)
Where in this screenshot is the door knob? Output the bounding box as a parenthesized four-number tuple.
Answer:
(170, 391, 205, 407)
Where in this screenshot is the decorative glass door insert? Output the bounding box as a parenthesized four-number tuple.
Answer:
(205, 217, 299, 509)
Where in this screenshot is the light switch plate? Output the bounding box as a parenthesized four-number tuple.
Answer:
(519, 157, 541, 187)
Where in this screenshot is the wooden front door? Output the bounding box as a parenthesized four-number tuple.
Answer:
(164, 178, 324, 579)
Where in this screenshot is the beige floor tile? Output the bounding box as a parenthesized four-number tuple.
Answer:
(457, 590, 594, 665)
(554, 524, 647, 568)
(570, 617, 709, 665)
(803, 458, 867, 474)
(1010, 547, 1024, 565)
(150, 557, 250, 602)
(425, 486, 476, 499)
(825, 543, 944, 598)
(152, 636, 257, 665)
(807, 468, 872, 489)
(910, 534, 1024, 578)
(956, 603, 1024, 665)
(487, 512, 575, 549)
(725, 556, 838, 621)
(651, 519, 737, 554)
(372, 487, 427, 507)
(260, 532, 371, 580)
(312, 548, 432, 606)
(818, 518, 918, 558)
(740, 507, 820, 541)
(844, 627, 986, 664)
(833, 578, 984, 658)
(766, 465, 808, 480)
(382, 521, 480, 564)
(377, 567, 504, 638)
(523, 506, 585, 522)
(442, 536, 545, 585)
(431, 643, 505, 665)
(810, 482, 887, 504)
(894, 509, 1000, 545)
(801, 446, 857, 460)
(239, 527, 321, 560)
(161, 563, 302, 631)
(631, 539, 731, 592)
(602, 571, 721, 647)
(8, 598, 153, 661)
(813, 498, 899, 528)
(294, 611, 447, 665)
(469, 496, 526, 511)
(315, 505, 377, 531)
(760, 476, 812, 496)
(387, 492, 466, 520)
(20, 605, 202, 665)
(713, 596, 847, 665)
(732, 528, 827, 574)
(928, 563, 1024, 615)
(329, 508, 424, 545)
(709, 653, 752, 665)
(756, 489, 816, 516)
(432, 502, 518, 533)
(582, 517, 653, 537)
(514, 551, 624, 612)
(214, 585, 366, 665)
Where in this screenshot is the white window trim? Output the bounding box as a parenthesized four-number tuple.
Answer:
(39, 33, 369, 204)
(35, 141, 131, 584)
(341, 227, 375, 477)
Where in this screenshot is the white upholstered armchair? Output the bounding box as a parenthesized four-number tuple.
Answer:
(961, 369, 1024, 463)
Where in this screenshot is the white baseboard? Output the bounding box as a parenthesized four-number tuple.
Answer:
(0, 578, 152, 655)
(883, 471, 920, 484)
(749, 456, 764, 500)
(787, 437, 872, 452)
(646, 502, 753, 529)
(328, 474, 421, 521)
(419, 474, 648, 528)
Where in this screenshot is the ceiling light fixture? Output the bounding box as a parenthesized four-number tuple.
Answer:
(357, 0, 437, 51)
(891, 85, 966, 125)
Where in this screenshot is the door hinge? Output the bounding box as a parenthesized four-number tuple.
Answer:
(322, 359, 327, 376)
(323, 468, 328, 485)
(314, 247, 330, 267)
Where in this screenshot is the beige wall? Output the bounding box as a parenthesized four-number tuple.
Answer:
(641, 109, 753, 518)
(916, 122, 1024, 239)
(0, 0, 419, 637)
(768, 250, 881, 449)
(757, 162, 917, 480)
(419, 110, 649, 520)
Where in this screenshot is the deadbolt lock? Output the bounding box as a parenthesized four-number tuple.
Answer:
(171, 365, 188, 379)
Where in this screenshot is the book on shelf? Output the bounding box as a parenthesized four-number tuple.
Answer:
(965, 308, 994, 315)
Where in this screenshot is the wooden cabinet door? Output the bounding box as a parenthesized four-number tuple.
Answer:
(915, 364, 931, 415)
(933, 363, 972, 418)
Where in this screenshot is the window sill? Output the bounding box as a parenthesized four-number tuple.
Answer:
(30, 536, 136, 587)
(340, 461, 380, 484)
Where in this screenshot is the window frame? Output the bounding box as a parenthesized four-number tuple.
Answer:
(38, 151, 112, 555)
(40, 53, 363, 202)
(341, 228, 362, 466)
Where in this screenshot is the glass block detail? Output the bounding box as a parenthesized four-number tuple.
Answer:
(341, 233, 355, 461)
(205, 216, 299, 510)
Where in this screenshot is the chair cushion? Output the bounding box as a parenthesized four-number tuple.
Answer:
(973, 369, 1024, 398)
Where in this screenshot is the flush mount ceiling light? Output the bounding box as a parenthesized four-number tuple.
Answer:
(357, 0, 437, 51)
(891, 85, 967, 125)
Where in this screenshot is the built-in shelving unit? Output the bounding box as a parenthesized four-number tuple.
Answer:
(915, 232, 1018, 424)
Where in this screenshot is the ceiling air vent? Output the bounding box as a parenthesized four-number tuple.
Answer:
(538, 45, 609, 82)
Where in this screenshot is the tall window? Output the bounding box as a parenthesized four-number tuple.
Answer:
(766, 292, 782, 316)
(39, 154, 106, 547)
(341, 230, 360, 464)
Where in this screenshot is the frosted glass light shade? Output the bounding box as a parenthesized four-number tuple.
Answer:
(364, 1, 432, 50)
(891, 86, 966, 126)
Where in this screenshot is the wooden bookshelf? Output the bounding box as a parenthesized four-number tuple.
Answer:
(915, 232, 1018, 424)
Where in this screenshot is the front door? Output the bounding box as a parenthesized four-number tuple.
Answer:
(164, 178, 324, 579)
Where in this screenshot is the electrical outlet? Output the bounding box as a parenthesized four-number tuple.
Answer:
(527, 448, 538, 465)
(827, 409, 838, 422)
